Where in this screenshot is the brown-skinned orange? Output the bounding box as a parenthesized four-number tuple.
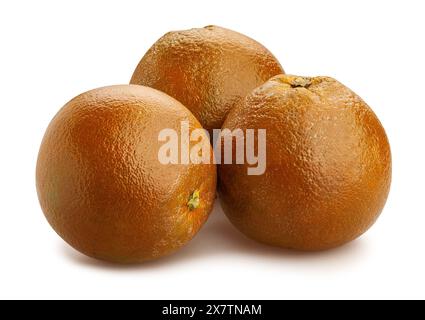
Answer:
(36, 85, 216, 263)
(130, 25, 284, 133)
(218, 75, 391, 251)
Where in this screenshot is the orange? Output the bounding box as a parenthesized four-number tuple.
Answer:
(130, 25, 284, 133)
(219, 75, 391, 250)
(36, 85, 216, 263)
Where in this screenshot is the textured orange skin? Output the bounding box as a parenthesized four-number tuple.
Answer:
(36, 85, 217, 263)
(219, 75, 392, 251)
(130, 25, 284, 133)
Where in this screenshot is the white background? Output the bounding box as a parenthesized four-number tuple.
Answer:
(0, 0, 424, 300)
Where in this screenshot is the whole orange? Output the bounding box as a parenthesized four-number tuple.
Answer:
(36, 85, 216, 263)
(130, 25, 284, 133)
(219, 75, 391, 250)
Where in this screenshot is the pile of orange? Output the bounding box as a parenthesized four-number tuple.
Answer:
(37, 26, 391, 263)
